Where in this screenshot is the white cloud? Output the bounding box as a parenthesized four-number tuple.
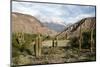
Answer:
(12, 1, 95, 25)
(65, 13, 95, 24)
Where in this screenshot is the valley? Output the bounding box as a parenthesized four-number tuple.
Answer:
(12, 12, 96, 66)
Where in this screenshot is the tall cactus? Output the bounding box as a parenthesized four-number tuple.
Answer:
(55, 37, 58, 47)
(35, 34, 42, 57)
(52, 39, 55, 47)
(35, 37, 39, 57)
(90, 29, 94, 53)
(16, 32, 25, 49)
(38, 34, 42, 57)
(52, 37, 58, 48)
(66, 33, 68, 40)
(79, 26, 82, 51)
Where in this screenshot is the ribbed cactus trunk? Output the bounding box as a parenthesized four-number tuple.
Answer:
(52, 37, 58, 48)
(55, 37, 58, 47)
(38, 34, 42, 57)
(35, 37, 39, 57)
(35, 34, 42, 57)
(52, 39, 55, 47)
(66, 33, 68, 40)
(90, 29, 94, 53)
(79, 26, 82, 51)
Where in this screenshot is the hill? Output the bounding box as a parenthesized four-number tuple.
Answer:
(12, 12, 57, 36)
(57, 17, 96, 38)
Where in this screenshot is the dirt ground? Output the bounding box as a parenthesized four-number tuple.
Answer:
(31, 47, 96, 64)
(13, 47, 95, 66)
(12, 39, 96, 66)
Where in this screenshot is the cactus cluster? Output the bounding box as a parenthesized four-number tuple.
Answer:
(79, 24, 95, 52)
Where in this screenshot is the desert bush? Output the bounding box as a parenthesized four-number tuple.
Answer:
(12, 33, 20, 49)
(69, 36, 79, 48)
(42, 35, 52, 41)
(12, 33, 22, 57)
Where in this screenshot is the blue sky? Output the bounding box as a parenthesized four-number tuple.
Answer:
(12, 1, 96, 25)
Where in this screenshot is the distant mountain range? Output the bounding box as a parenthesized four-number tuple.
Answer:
(12, 12, 95, 37)
(43, 23, 66, 32)
(12, 12, 71, 35)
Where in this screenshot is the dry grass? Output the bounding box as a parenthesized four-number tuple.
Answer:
(12, 47, 96, 65)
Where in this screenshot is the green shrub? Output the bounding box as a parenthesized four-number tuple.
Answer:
(12, 33, 38, 57)
(69, 37, 79, 48)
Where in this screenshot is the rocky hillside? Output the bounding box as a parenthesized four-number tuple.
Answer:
(12, 12, 57, 36)
(57, 17, 96, 38)
(73, 17, 96, 36)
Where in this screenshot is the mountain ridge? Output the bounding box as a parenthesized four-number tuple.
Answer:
(57, 17, 96, 38)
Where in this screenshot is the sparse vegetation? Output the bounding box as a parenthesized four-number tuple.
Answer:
(12, 12, 96, 65)
(69, 36, 79, 48)
(12, 32, 96, 65)
(69, 29, 96, 49)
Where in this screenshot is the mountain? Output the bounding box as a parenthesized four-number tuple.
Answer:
(43, 23, 66, 32)
(43, 21, 73, 32)
(73, 17, 96, 36)
(12, 12, 57, 36)
(57, 17, 96, 38)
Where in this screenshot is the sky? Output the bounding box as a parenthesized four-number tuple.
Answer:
(12, 1, 96, 25)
